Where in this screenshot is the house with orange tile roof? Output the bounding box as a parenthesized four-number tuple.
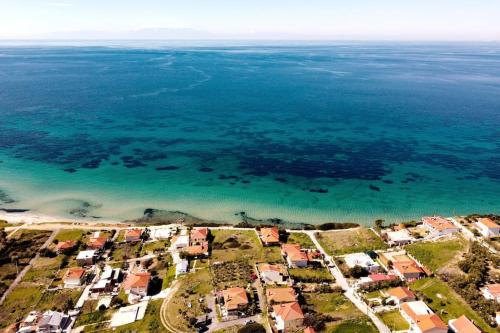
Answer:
(422, 216, 459, 237)
(475, 217, 500, 238)
(448, 315, 481, 333)
(187, 241, 209, 257)
(55, 240, 76, 254)
(401, 301, 447, 333)
(281, 244, 308, 268)
(259, 227, 280, 246)
(387, 286, 416, 305)
(221, 287, 249, 316)
(303, 327, 316, 333)
(63, 267, 86, 288)
(481, 283, 500, 302)
(393, 260, 426, 281)
(272, 301, 304, 333)
(124, 229, 143, 242)
(190, 227, 209, 245)
(86, 236, 108, 250)
(122, 272, 151, 297)
(257, 263, 289, 285)
(266, 287, 297, 304)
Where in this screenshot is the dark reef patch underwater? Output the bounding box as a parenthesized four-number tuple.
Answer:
(0, 42, 499, 223)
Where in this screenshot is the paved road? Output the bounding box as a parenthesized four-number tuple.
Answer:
(307, 231, 391, 333)
(208, 314, 263, 332)
(0, 229, 59, 306)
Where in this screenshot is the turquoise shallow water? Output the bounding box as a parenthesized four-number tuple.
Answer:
(0, 42, 499, 224)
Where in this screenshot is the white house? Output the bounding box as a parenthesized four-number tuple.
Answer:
(176, 259, 189, 276)
(385, 229, 413, 246)
(344, 252, 380, 273)
(475, 218, 500, 238)
(172, 235, 190, 249)
(76, 250, 96, 266)
(481, 284, 500, 302)
(258, 263, 288, 285)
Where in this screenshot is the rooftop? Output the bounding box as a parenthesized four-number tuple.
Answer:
(422, 216, 456, 232)
(272, 301, 304, 321)
(266, 287, 297, 303)
(122, 272, 151, 290)
(449, 315, 481, 333)
(260, 227, 280, 244)
(477, 217, 499, 229)
(223, 287, 249, 311)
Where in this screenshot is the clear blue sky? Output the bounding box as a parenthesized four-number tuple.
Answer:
(0, 0, 499, 40)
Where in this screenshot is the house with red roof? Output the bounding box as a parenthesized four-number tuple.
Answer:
(481, 283, 500, 303)
(422, 216, 459, 237)
(55, 240, 76, 254)
(475, 217, 500, 238)
(122, 272, 151, 298)
(221, 287, 249, 316)
(448, 315, 481, 333)
(266, 287, 297, 304)
(187, 241, 209, 257)
(272, 301, 304, 333)
(387, 287, 416, 305)
(259, 227, 280, 246)
(63, 267, 86, 288)
(124, 229, 143, 242)
(401, 301, 447, 333)
(281, 244, 308, 268)
(86, 236, 108, 250)
(190, 227, 209, 245)
(257, 263, 289, 285)
(393, 260, 427, 281)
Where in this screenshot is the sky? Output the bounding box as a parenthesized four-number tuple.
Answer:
(0, 0, 499, 40)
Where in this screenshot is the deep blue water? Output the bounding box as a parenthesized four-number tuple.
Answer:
(0, 42, 498, 223)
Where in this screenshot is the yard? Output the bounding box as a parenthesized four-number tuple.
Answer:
(328, 317, 378, 333)
(212, 260, 255, 289)
(377, 310, 409, 331)
(406, 237, 467, 272)
(315, 228, 386, 256)
(101, 299, 163, 333)
(410, 277, 494, 332)
(165, 267, 213, 332)
(288, 267, 333, 283)
(285, 232, 315, 248)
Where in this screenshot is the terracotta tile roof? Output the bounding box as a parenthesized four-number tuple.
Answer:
(282, 244, 308, 262)
(387, 287, 415, 300)
(477, 217, 499, 229)
(64, 267, 85, 280)
(258, 263, 287, 275)
(87, 236, 107, 249)
(187, 241, 209, 255)
(125, 229, 142, 240)
(122, 272, 151, 290)
(272, 301, 304, 321)
(416, 314, 447, 332)
(56, 240, 76, 251)
(222, 287, 248, 311)
(266, 287, 296, 303)
(190, 227, 208, 241)
(485, 284, 500, 297)
(260, 227, 280, 244)
(422, 216, 456, 232)
(368, 274, 397, 282)
(450, 315, 481, 333)
(401, 302, 447, 333)
(304, 327, 316, 333)
(393, 260, 425, 276)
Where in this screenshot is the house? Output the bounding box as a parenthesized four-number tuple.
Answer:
(344, 252, 380, 273)
(266, 287, 297, 304)
(171, 235, 190, 249)
(281, 244, 308, 268)
(448, 315, 481, 333)
(496, 312, 500, 326)
(401, 301, 447, 333)
(475, 218, 500, 238)
(18, 311, 42, 333)
(122, 272, 151, 297)
(387, 287, 416, 304)
(55, 240, 76, 254)
(76, 250, 96, 266)
(37, 310, 71, 333)
(87, 236, 108, 250)
(481, 284, 500, 302)
(91, 266, 122, 293)
(190, 227, 209, 245)
(110, 301, 149, 327)
(272, 301, 304, 333)
(393, 260, 426, 281)
(260, 227, 280, 246)
(187, 241, 209, 257)
(385, 229, 414, 246)
(304, 327, 316, 333)
(422, 216, 459, 237)
(176, 259, 189, 276)
(222, 287, 249, 315)
(63, 267, 86, 288)
(358, 273, 398, 287)
(124, 229, 143, 242)
(257, 263, 289, 285)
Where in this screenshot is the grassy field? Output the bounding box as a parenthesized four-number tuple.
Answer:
(377, 310, 409, 331)
(289, 267, 333, 283)
(211, 230, 282, 263)
(285, 233, 315, 248)
(141, 240, 169, 256)
(165, 267, 213, 332)
(410, 278, 494, 332)
(405, 237, 467, 272)
(54, 229, 86, 242)
(101, 299, 163, 333)
(328, 317, 378, 333)
(315, 228, 386, 256)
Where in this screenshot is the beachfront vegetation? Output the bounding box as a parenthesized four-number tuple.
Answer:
(406, 237, 467, 272)
(285, 232, 315, 248)
(315, 228, 386, 255)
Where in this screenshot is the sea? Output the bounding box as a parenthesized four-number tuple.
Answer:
(0, 41, 498, 225)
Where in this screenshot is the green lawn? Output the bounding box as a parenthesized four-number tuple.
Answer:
(405, 238, 467, 272)
(316, 228, 386, 256)
(54, 229, 86, 242)
(410, 278, 494, 332)
(304, 292, 355, 315)
(289, 267, 333, 283)
(286, 233, 315, 248)
(328, 317, 378, 333)
(377, 310, 409, 331)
